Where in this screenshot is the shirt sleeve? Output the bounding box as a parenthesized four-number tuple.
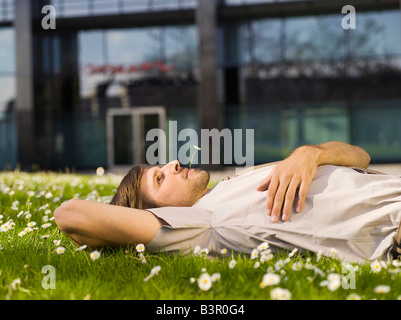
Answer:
(145, 206, 212, 254)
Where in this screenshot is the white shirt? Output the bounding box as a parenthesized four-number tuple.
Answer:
(146, 164, 401, 263)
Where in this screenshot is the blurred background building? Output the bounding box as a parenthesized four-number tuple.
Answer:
(0, 0, 400, 170)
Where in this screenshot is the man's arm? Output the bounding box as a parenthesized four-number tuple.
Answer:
(256, 141, 371, 223)
(54, 198, 162, 247)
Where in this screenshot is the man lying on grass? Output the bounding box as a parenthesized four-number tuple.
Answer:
(54, 141, 401, 263)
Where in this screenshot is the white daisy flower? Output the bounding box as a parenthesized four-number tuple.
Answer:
(228, 259, 237, 269)
(96, 167, 105, 176)
(10, 278, 21, 290)
(136, 243, 145, 253)
(260, 273, 280, 288)
(259, 250, 274, 262)
(392, 260, 401, 267)
(257, 242, 269, 251)
(56, 246, 65, 254)
(150, 265, 161, 275)
(211, 273, 221, 282)
(327, 280, 341, 291)
(313, 266, 325, 277)
(1, 221, 14, 232)
(326, 273, 341, 291)
(374, 285, 390, 294)
(139, 252, 147, 263)
(90, 250, 101, 260)
(305, 262, 314, 270)
(388, 268, 400, 274)
(270, 287, 291, 300)
(274, 259, 284, 271)
(197, 273, 212, 291)
(18, 231, 27, 237)
(251, 249, 259, 260)
(319, 280, 328, 287)
(41, 223, 51, 229)
(24, 227, 33, 233)
(220, 248, 228, 255)
(329, 247, 338, 257)
(316, 250, 323, 262)
(370, 260, 382, 273)
(288, 248, 298, 257)
(144, 265, 161, 282)
(53, 240, 61, 246)
(292, 262, 302, 271)
(346, 293, 361, 300)
(193, 245, 201, 255)
(76, 244, 87, 251)
(27, 221, 36, 228)
(39, 204, 49, 211)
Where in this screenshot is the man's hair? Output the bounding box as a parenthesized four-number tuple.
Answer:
(110, 165, 151, 209)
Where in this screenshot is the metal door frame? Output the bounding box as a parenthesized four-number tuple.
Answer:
(106, 106, 166, 171)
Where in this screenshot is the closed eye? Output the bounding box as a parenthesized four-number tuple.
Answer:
(154, 169, 164, 186)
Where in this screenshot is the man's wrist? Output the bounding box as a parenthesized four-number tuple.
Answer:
(293, 145, 323, 166)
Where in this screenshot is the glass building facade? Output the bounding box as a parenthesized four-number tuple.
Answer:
(231, 10, 401, 162)
(1, 0, 401, 170)
(0, 26, 16, 169)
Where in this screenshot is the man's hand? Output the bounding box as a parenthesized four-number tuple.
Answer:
(256, 141, 371, 223)
(256, 146, 319, 222)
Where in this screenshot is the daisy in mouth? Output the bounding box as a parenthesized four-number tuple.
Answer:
(185, 145, 201, 178)
(189, 145, 201, 170)
(185, 167, 194, 178)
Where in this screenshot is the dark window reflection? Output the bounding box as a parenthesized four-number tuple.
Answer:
(79, 25, 198, 115)
(0, 26, 16, 169)
(232, 10, 401, 161)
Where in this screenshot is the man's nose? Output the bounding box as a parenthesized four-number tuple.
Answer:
(163, 160, 180, 174)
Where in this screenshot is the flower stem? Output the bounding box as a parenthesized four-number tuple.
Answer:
(189, 147, 200, 169)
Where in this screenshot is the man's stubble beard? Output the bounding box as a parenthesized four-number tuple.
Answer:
(187, 169, 210, 205)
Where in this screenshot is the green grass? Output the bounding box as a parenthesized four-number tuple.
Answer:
(1, 170, 401, 300)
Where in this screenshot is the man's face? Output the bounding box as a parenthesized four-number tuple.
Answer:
(140, 160, 210, 208)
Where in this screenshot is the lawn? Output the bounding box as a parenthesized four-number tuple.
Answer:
(1, 170, 401, 302)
